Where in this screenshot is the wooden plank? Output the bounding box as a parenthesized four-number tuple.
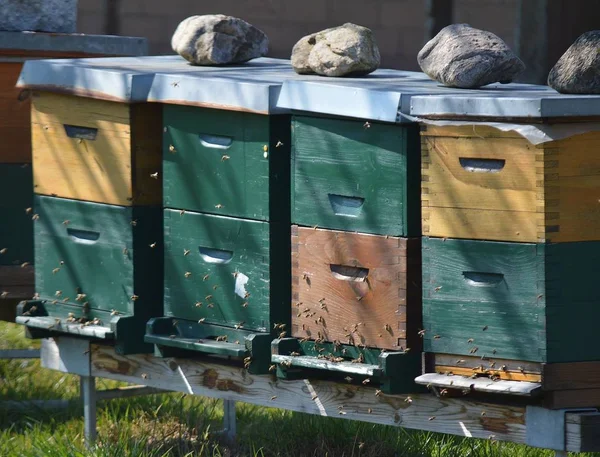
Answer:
(543, 361, 600, 391)
(31, 91, 135, 206)
(544, 389, 600, 409)
(415, 373, 541, 396)
(566, 412, 600, 453)
(130, 103, 162, 206)
(434, 354, 542, 374)
(0, 62, 31, 162)
(292, 227, 421, 350)
(90, 343, 527, 444)
(423, 207, 540, 242)
(434, 366, 542, 383)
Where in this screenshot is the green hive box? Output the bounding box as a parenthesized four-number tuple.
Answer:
(291, 116, 420, 236)
(0, 164, 33, 266)
(146, 209, 290, 373)
(423, 237, 600, 364)
(163, 105, 290, 221)
(16, 195, 163, 354)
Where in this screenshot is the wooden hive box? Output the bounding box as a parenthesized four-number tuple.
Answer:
(163, 105, 290, 221)
(421, 236, 600, 407)
(292, 115, 420, 236)
(31, 91, 162, 206)
(16, 195, 163, 354)
(271, 226, 422, 393)
(421, 122, 600, 243)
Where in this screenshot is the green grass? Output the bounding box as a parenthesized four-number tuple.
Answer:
(0, 322, 594, 456)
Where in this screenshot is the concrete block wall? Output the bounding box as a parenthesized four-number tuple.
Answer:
(77, 0, 518, 71)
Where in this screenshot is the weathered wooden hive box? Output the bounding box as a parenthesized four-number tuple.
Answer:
(0, 32, 147, 322)
(142, 61, 298, 373)
(270, 74, 440, 393)
(412, 89, 600, 408)
(11, 56, 190, 354)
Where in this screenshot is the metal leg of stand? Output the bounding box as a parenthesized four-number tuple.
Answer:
(223, 399, 237, 443)
(80, 375, 97, 445)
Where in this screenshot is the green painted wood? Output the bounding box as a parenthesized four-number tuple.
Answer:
(32, 196, 163, 353)
(291, 116, 420, 236)
(0, 164, 33, 265)
(272, 338, 422, 394)
(16, 300, 153, 354)
(163, 209, 290, 333)
(163, 106, 291, 222)
(146, 317, 273, 373)
(422, 237, 543, 305)
(423, 237, 600, 364)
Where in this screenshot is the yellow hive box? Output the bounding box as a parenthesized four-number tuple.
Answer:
(421, 124, 600, 243)
(31, 91, 162, 206)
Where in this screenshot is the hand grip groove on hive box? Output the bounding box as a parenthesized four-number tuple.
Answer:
(198, 134, 233, 149)
(198, 247, 233, 264)
(329, 264, 369, 282)
(67, 228, 100, 244)
(327, 194, 365, 217)
(458, 158, 505, 173)
(462, 271, 504, 287)
(63, 125, 98, 141)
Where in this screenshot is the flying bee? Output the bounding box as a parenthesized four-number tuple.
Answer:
(184, 272, 192, 278)
(221, 155, 230, 161)
(150, 172, 159, 179)
(375, 390, 382, 397)
(198, 318, 206, 323)
(215, 204, 224, 209)
(149, 242, 157, 248)
(52, 268, 60, 274)
(184, 249, 190, 256)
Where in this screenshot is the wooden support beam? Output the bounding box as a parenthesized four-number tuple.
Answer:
(90, 344, 526, 444)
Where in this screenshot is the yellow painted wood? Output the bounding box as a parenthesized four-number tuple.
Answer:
(422, 207, 541, 242)
(421, 124, 600, 243)
(31, 92, 162, 206)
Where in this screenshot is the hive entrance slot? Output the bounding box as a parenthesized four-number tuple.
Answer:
(327, 194, 365, 217)
(198, 247, 233, 264)
(329, 264, 369, 282)
(459, 158, 505, 173)
(462, 271, 504, 287)
(67, 228, 100, 244)
(63, 125, 98, 141)
(198, 134, 233, 149)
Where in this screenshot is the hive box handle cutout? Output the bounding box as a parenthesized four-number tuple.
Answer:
(459, 158, 505, 173)
(330, 264, 369, 282)
(328, 194, 365, 217)
(67, 228, 100, 245)
(199, 247, 233, 264)
(198, 134, 233, 149)
(462, 271, 504, 287)
(64, 125, 98, 141)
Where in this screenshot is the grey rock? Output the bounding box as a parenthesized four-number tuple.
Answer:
(0, 0, 77, 33)
(171, 14, 269, 66)
(418, 23, 525, 88)
(548, 31, 600, 94)
(291, 23, 380, 77)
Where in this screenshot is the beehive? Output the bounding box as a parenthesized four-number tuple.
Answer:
(142, 64, 296, 372)
(0, 32, 147, 322)
(270, 76, 432, 392)
(411, 88, 600, 406)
